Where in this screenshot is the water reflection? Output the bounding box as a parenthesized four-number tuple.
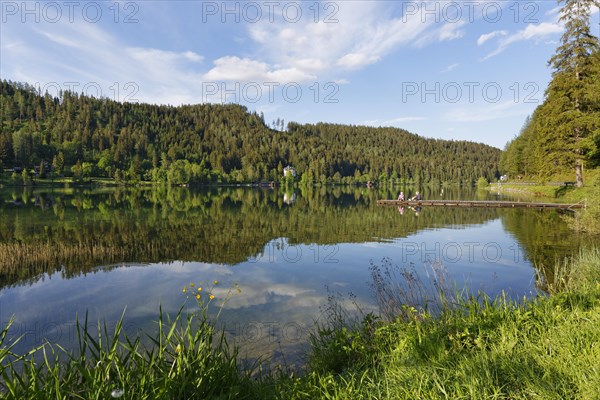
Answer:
(0, 185, 588, 365)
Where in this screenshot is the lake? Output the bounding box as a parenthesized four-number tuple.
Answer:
(0, 185, 588, 367)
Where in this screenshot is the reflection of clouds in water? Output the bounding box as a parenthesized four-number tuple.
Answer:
(6, 225, 535, 364)
(361, 242, 386, 249)
(151, 261, 235, 277)
(331, 281, 348, 287)
(1, 189, 553, 368)
(1, 262, 234, 331)
(215, 284, 323, 309)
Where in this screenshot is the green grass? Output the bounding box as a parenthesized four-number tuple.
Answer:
(0, 308, 264, 399)
(278, 271, 600, 399)
(495, 168, 600, 202)
(542, 247, 600, 294)
(2, 249, 600, 399)
(0, 174, 157, 187)
(276, 247, 600, 399)
(495, 171, 600, 234)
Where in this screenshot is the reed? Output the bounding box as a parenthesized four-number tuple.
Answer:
(0, 240, 167, 287)
(0, 307, 263, 399)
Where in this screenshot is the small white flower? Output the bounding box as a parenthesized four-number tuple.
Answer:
(111, 389, 124, 398)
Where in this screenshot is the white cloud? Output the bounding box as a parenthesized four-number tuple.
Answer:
(1, 20, 208, 105)
(129, 48, 203, 65)
(441, 63, 460, 73)
(477, 30, 508, 46)
(518, 23, 564, 40)
(337, 53, 381, 69)
(183, 51, 203, 62)
(203, 56, 315, 83)
(37, 31, 81, 48)
(290, 58, 329, 73)
(1, 1, 480, 107)
(412, 20, 466, 47)
(243, 1, 469, 80)
(481, 22, 563, 60)
(438, 21, 466, 41)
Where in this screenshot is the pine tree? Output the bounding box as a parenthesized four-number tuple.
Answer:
(547, 0, 600, 186)
(52, 151, 65, 174)
(0, 133, 13, 164)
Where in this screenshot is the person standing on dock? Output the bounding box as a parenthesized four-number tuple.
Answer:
(398, 191, 405, 201)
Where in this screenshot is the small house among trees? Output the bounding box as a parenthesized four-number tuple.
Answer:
(283, 166, 296, 178)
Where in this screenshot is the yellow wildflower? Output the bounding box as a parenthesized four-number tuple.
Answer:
(190, 283, 195, 287)
(196, 294, 201, 299)
(213, 280, 219, 285)
(182, 286, 187, 293)
(209, 294, 215, 300)
(197, 287, 202, 292)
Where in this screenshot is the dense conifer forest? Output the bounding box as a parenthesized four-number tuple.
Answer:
(0, 80, 500, 185)
(500, 0, 600, 185)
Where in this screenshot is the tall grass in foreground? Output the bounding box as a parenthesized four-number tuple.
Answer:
(565, 194, 600, 235)
(539, 247, 600, 294)
(1, 249, 599, 399)
(0, 307, 264, 400)
(370, 258, 460, 321)
(286, 288, 600, 399)
(292, 249, 600, 399)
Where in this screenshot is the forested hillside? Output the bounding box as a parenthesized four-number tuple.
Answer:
(286, 123, 500, 184)
(0, 80, 500, 185)
(500, 0, 600, 185)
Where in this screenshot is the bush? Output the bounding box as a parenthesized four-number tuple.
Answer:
(476, 177, 489, 188)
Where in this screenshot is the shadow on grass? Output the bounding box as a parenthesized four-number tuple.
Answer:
(554, 185, 576, 198)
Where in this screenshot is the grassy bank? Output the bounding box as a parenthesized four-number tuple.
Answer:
(277, 247, 600, 400)
(492, 169, 599, 200)
(1, 249, 599, 399)
(493, 172, 600, 234)
(0, 176, 157, 187)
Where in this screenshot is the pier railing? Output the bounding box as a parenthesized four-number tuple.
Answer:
(377, 200, 585, 209)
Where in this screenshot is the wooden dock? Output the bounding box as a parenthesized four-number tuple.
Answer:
(377, 200, 585, 209)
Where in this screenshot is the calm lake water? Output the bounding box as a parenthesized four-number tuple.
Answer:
(0, 185, 588, 366)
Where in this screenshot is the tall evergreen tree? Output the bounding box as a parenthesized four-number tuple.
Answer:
(547, 0, 600, 186)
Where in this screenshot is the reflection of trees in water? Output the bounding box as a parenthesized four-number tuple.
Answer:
(0, 186, 507, 288)
(498, 209, 588, 290)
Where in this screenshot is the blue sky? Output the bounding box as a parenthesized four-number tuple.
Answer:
(1, 1, 599, 149)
